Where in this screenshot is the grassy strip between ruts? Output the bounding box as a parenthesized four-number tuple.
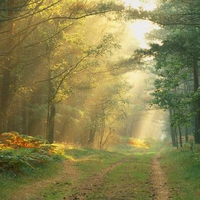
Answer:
(63, 146, 157, 200)
(0, 139, 161, 200)
(41, 149, 130, 200)
(86, 154, 153, 200)
(160, 145, 200, 200)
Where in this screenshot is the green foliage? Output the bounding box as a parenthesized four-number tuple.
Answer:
(0, 0, 127, 146)
(0, 132, 64, 174)
(136, 2, 200, 130)
(160, 146, 200, 199)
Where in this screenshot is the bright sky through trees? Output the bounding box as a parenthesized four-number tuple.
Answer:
(122, 0, 157, 48)
(129, 20, 154, 48)
(121, 0, 165, 140)
(122, 0, 156, 10)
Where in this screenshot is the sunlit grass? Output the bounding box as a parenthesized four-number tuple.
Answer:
(0, 161, 64, 200)
(109, 136, 162, 156)
(160, 146, 200, 200)
(87, 154, 153, 200)
(65, 148, 126, 179)
(64, 143, 160, 200)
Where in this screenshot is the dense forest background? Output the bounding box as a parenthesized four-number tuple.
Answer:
(0, 0, 144, 149)
(1, 0, 200, 149)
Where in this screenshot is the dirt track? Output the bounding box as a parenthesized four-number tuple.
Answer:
(149, 150, 171, 200)
(10, 151, 172, 200)
(68, 159, 126, 200)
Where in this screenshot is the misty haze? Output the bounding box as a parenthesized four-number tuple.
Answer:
(0, 1, 199, 200)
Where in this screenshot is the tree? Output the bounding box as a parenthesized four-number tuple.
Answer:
(130, 1, 200, 144)
(0, 0, 126, 144)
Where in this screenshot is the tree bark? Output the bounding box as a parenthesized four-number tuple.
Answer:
(47, 103, 56, 143)
(193, 58, 200, 144)
(0, 0, 15, 133)
(169, 109, 177, 147)
(88, 128, 96, 146)
(185, 126, 189, 142)
(46, 47, 56, 144)
(178, 125, 182, 147)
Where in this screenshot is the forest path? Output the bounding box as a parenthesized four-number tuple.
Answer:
(10, 158, 126, 200)
(67, 158, 126, 200)
(149, 149, 172, 200)
(9, 147, 173, 200)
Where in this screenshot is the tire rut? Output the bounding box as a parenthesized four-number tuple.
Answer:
(68, 158, 126, 200)
(149, 150, 172, 200)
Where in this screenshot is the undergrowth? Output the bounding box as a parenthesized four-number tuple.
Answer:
(160, 144, 200, 200)
(0, 132, 64, 175)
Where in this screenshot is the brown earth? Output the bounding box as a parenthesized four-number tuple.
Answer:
(149, 150, 172, 200)
(10, 152, 171, 200)
(68, 158, 126, 200)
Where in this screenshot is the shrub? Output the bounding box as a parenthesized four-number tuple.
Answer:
(0, 132, 63, 174)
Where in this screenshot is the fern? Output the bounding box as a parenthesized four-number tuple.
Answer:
(0, 132, 64, 174)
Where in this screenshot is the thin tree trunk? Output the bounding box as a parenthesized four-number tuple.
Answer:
(47, 103, 56, 143)
(169, 109, 177, 147)
(185, 126, 189, 142)
(174, 127, 179, 148)
(178, 125, 182, 147)
(0, 0, 15, 133)
(46, 47, 56, 144)
(88, 109, 97, 147)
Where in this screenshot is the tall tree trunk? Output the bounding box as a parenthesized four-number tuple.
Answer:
(0, 0, 15, 133)
(193, 58, 200, 144)
(46, 48, 56, 144)
(46, 44, 56, 144)
(46, 77, 56, 143)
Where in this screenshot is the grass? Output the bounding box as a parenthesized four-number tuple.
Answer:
(25, 148, 135, 200)
(2, 136, 200, 200)
(87, 154, 153, 200)
(160, 144, 200, 200)
(0, 161, 64, 200)
(65, 148, 127, 180)
(0, 132, 66, 200)
(3, 139, 200, 200)
(63, 142, 159, 200)
(2, 138, 187, 200)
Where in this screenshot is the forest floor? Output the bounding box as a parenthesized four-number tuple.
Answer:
(7, 143, 173, 200)
(149, 148, 171, 200)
